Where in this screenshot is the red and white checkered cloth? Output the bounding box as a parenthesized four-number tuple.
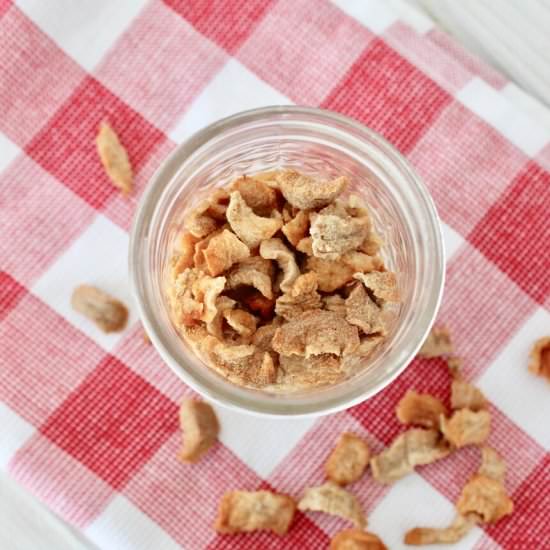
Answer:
(1, 1, 549, 548)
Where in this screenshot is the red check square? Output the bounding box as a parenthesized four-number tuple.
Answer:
(0, 0, 11, 19)
(0, 7, 85, 147)
(40, 355, 179, 490)
(26, 76, 166, 210)
(164, 0, 274, 55)
(322, 38, 452, 154)
(469, 161, 550, 305)
(0, 271, 26, 322)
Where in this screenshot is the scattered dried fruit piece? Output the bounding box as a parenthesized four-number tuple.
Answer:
(345, 284, 385, 335)
(418, 326, 453, 358)
(259, 238, 300, 293)
(404, 514, 477, 546)
(96, 121, 133, 195)
(230, 175, 278, 216)
(215, 490, 296, 535)
(275, 272, 322, 320)
(396, 390, 446, 429)
(282, 209, 310, 247)
(306, 256, 355, 292)
(227, 257, 274, 299)
(272, 309, 360, 358)
(325, 433, 370, 486)
(178, 399, 219, 463)
(223, 309, 257, 338)
(354, 272, 399, 304)
(457, 475, 513, 523)
(71, 285, 128, 333)
(478, 446, 507, 483)
(226, 191, 283, 248)
(446, 356, 463, 378)
(528, 336, 550, 382)
(370, 429, 449, 484)
(298, 481, 365, 528)
(202, 229, 250, 277)
(278, 354, 344, 389)
(440, 409, 491, 448)
(331, 529, 388, 550)
(451, 379, 487, 411)
(278, 170, 348, 209)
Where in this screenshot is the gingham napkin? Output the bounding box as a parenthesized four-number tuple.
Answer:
(1, 1, 549, 549)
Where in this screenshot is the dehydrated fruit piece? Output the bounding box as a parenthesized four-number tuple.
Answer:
(230, 175, 278, 216)
(226, 191, 283, 248)
(71, 285, 128, 333)
(170, 269, 204, 326)
(191, 274, 226, 324)
(446, 356, 463, 378)
(275, 272, 322, 320)
(277, 169, 348, 209)
(404, 514, 477, 546)
(478, 446, 507, 483)
(457, 475, 513, 523)
(331, 529, 388, 550)
(342, 251, 384, 273)
(202, 229, 250, 277)
(370, 429, 449, 484)
(205, 188, 230, 220)
(325, 433, 370, 486)
(359, 233, 383, 256)
(528, 336, 550, 381)
(346, 194, 370, 217)
(278, 354, 344, 389)
(323, 294, 347, 316)
(281, 209, 310, 246)
(345, 284, 385, 335)
(215, 490, 296, 535)
(451, 379, 487, 411)
(227, 256, 274, 299)
(259, 238, 300, 293)
(418, 326, 453, 358)
(193, 226, 226, 270)
(296, 236, 314, 256)
(306, 256, 355, 292)
(241, 289, 275, 320)
(206, 296, 236, 338)
(252, 317, 283, 351)
(178, 399, 219, 463)
(353, 335, 385, 357)
(171, 232, 198, 275)
(440, 409, 491, 448)
(96, 121, 133, 195)
(272, 309, 360, 358)
(396, 390, 446, 429)
(310, 208, 369, 260)
(354, 272, 399, 304)
(224, 309, 257, 338)
(298, 481, 365, 528)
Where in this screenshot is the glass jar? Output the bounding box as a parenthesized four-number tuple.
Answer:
(130, 106, 445, 417)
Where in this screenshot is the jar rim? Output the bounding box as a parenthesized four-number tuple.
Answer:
(130, 106, 445, 417)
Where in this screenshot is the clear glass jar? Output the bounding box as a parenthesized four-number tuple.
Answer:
(130, 107, 445, 417)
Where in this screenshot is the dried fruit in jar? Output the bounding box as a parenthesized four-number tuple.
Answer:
(305, 256, 355, 293)
(259, 238, 300, 293)
(278, 353, 344, 389)
(281, 209, 310, 246)
(96, 121, 133, 195)
(178, 399, 219, 463)
(353, 272, 399, 304)
(227, 256, 274, 299)
(202, 229, 250, 277)
(275, 272, 322, 320)
(230, 175, 278, 216)
(345, 284, 385, 335)
(325, 432, 370, 486)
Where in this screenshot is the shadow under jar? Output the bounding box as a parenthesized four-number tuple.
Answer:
(130, 106, 445, 417)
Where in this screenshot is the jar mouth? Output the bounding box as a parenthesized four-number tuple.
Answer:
(130, 106, 445, 418)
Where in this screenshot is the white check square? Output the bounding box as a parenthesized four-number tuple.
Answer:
(0, 403, 34, 469)
(0, 133, 20, 174)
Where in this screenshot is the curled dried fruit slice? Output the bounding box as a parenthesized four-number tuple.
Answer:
(457, 474, 513, 523)
(259, 238, 300, 293)
(71, 285, 128, 333)
(451, 379, 487, 411)
(230, 175, 278, 216)
(404, 514, 477, 546)
(206, 296, 236, 338)
(277, 169, 348, 209)
(396, 390, 446, 429)
(354, 272, 399, 304)
(192, 226, 226, 270)
(227, 257, 274, 299)
(528, 336, 550, 382)
(96, 121, 133, 195)
(345, 284, 385, 335)
(272, 309, 360, 358)
(325, 433, 370, 486)
(178, 399, 219, 463)
(191, 275, 226, 324)
(440, 409, 491, 448)
(226, 191, 283, 248)
(282, 210, 310, 246)
(278, 354, 344, 389)
(298, 481, 365, 528)
(331, 529, 388, 550)
(370, 429, 449, 484)
(215, 490, 296, 535)
(306, 256, 355, 292)
(275, 272, 322, 320)
(224, 309, 257, 338)
(418, 326, 453, 358)
(202, 229, 250, 277)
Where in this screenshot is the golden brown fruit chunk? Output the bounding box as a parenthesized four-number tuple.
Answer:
(206, 296, 236, 339)
(298, 482, 365, 528)
(370, 429, 449, 484)
(342, 251, 384, 273)
(528, 336, 550, 381)
(202, 229, 250, 277)
(325, 433, 370, 486)
(278, 354, 344, 389)
(191, 274, 226, 324)
(272, 309, 360, 358)
(418, 326, 453, 358)
(178, 399, 219, 463)
(404, 514, 477, 546)
(345, 284, 384, 335)
(353, 272, 399, 304)
(227, 257, 274, 299)
(282, 209, 310, 246)
(331, 529, 388, 550)
(296, 236, 314, 256)
(396, 390, 446, 429)
(259, 238, 300, 293)
(96, 121, 133, 195)
(457, 475, 513, 523)
(440, 409, 491, 448)
(275, 272, 322, 320)
(277, 169, 348, 209)
(240, 289, 275, 320)
(226, 191, 283, 248)
(71, 285, 128, 333)
(215, 490, 296, 535)
(478, 446, 507, 483)
(230, 175, 278, 216)
(306, 256, 355, 292)
(451, 379, 487, 411)
(223, 309, 257, 338)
